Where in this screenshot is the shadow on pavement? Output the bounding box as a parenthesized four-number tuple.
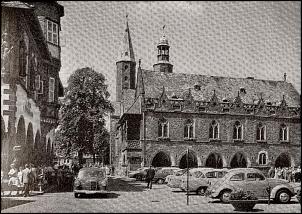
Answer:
(233, 208, 264, 212)
(78, 193, 120, 199)
(107, 177, 147, 192)
(1, 198, 35, 210)
(209, 199, 300, 205)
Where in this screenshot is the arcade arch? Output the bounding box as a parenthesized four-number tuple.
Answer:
(151, 151, 171, 167)
(179, 150, 198, 169)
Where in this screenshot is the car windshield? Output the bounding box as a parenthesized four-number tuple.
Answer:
(192, 171, 205, 178)
(174, 169, 186, 176)
(205, 171, 216, 178)
(78, 169, 105, 179)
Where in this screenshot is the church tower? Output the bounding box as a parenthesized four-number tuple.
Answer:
(116, 15, 136, 102)
(153, 26, 173, 73)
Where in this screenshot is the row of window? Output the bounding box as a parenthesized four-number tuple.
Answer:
(158, 119, 289, 142)
(19, 41, 56, 102)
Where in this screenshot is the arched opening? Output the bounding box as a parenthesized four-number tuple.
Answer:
(1, 116, 5, 152)
(179, 150, 198, 169)
(275, 153, 291, 168)
(25, 123, 33, 165)
(205, 153, 223, 168)
(151, 151, 171, 167)
(34, 131, 41, 166)
(16, 116, 26, 145)
(46, 138, 52, 165)
(230, 152, 247, 168)
(16, 116, 26, 166)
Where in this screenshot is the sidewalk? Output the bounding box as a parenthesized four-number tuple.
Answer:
(1, 184, 57, 198)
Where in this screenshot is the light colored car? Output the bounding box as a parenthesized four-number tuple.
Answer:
(74, 167, 109, 198)
(165, 169, 187, 186)
(153, 167, 180, 184)
(167, 168, 209, 190)
(128, 167, 149, 181)
(180, 168, 229, 195)
(207, 168, 298, 204)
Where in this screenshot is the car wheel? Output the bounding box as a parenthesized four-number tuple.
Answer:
(220, 190, 231, 203)
(74, 193, 81, 198)
(196, 187, 207, 196)
(157, 179, 164, 184)
(275, 189, 291, 204)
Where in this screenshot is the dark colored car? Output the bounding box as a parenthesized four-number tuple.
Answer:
(73, 167, 109, 198)
(128, 167, 149, 181)
(153, 167, 181, 184)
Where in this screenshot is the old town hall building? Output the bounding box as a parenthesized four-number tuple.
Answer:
(109, 18, 301, 174)
(1, 1, 64, 170)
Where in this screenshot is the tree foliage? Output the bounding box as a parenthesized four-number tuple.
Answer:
(55, 67, 114, 164)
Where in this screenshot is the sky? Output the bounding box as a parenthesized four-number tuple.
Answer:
(58, 1, 301, 102)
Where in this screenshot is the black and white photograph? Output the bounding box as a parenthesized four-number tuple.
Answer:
(1, 1, 301, 213)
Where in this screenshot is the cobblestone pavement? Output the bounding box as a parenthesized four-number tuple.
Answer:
(1, 177, 301, 213)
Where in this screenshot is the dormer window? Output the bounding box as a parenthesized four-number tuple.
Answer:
(47, 20, 59, 45)
(194, 84, 201, 91)
(240, 87, 246, 94)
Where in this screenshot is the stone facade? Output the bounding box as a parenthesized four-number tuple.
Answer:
(109, 18, 301, 176)
(1, 1, 64, 171)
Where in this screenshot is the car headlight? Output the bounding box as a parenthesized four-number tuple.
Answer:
(74, 179, 81, 187)
(99, 178, 108, 186)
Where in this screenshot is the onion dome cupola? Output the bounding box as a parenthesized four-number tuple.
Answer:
(153, 25, 173, 73)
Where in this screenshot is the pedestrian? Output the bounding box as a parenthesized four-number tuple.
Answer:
(21, 164, 31, 197)
(17, 166, 24, 196)
(29, 164, 37, 192)
(8, 163, 19, 196)
(146, 165, 155, 189)
(111, 165, 115, 176)
(267, 166, 275, 178)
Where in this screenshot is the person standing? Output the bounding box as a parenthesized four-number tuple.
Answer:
(146, 165, 155, 189)
(267, 166, 275, 178)
(21, 164, 31, 197)
(17, 166, 24, 196)
(8, 163, 19, 196)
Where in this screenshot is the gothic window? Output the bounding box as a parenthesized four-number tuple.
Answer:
(47, 20, 59, 45)
(256, 123, 266, 141)
(184, 119, 194, 139)
(49, 77, 55, 102)
(233, 121, 243, 140)
(19, 41, 27, 77)
(258, 152, 267, 165)
(279, 124, 289, 142)
(209, 120, 219, 140)
(158, 118, 169, 138)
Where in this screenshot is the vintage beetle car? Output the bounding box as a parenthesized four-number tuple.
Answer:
(165, 169, 187, 186)
(180, 168, 229, 195)
(166, 168, 209, 190)
(74, 167, 108, 198)
(128, 167, 149, 181)
(153, 167, 181, 184)
(207, 168, 298, 203)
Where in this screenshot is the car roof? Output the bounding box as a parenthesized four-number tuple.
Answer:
(79, 167, 105, 171)
(159, 167, 180, 170)
(189, 168, 213, 173)
(201, 168, 229, 173)
(226, 168, 261, 175)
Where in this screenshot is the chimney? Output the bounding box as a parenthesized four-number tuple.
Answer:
(283, 73, 287, 82)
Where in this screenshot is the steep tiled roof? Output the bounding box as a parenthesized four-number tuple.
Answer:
(141, 69, 300, 107)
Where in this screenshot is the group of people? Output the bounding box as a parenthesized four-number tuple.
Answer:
(2, 163, 39, 197)
(267, 166, 301, 182)
(75, 163, 115, 176)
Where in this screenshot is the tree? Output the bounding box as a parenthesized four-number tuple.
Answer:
(55, 67, 113, 165)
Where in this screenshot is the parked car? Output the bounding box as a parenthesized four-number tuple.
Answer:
(73, 167, 109, 198)
(207, 168, 298, 204)
(128, 167, 149, 181)
(180, 168, 229, 195)
(153, 167, 181, 184)
(166, 168, 209, 190)
(165, 169, 187, 186)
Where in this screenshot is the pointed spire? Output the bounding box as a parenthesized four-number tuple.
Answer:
(118, 14, 135, 62)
